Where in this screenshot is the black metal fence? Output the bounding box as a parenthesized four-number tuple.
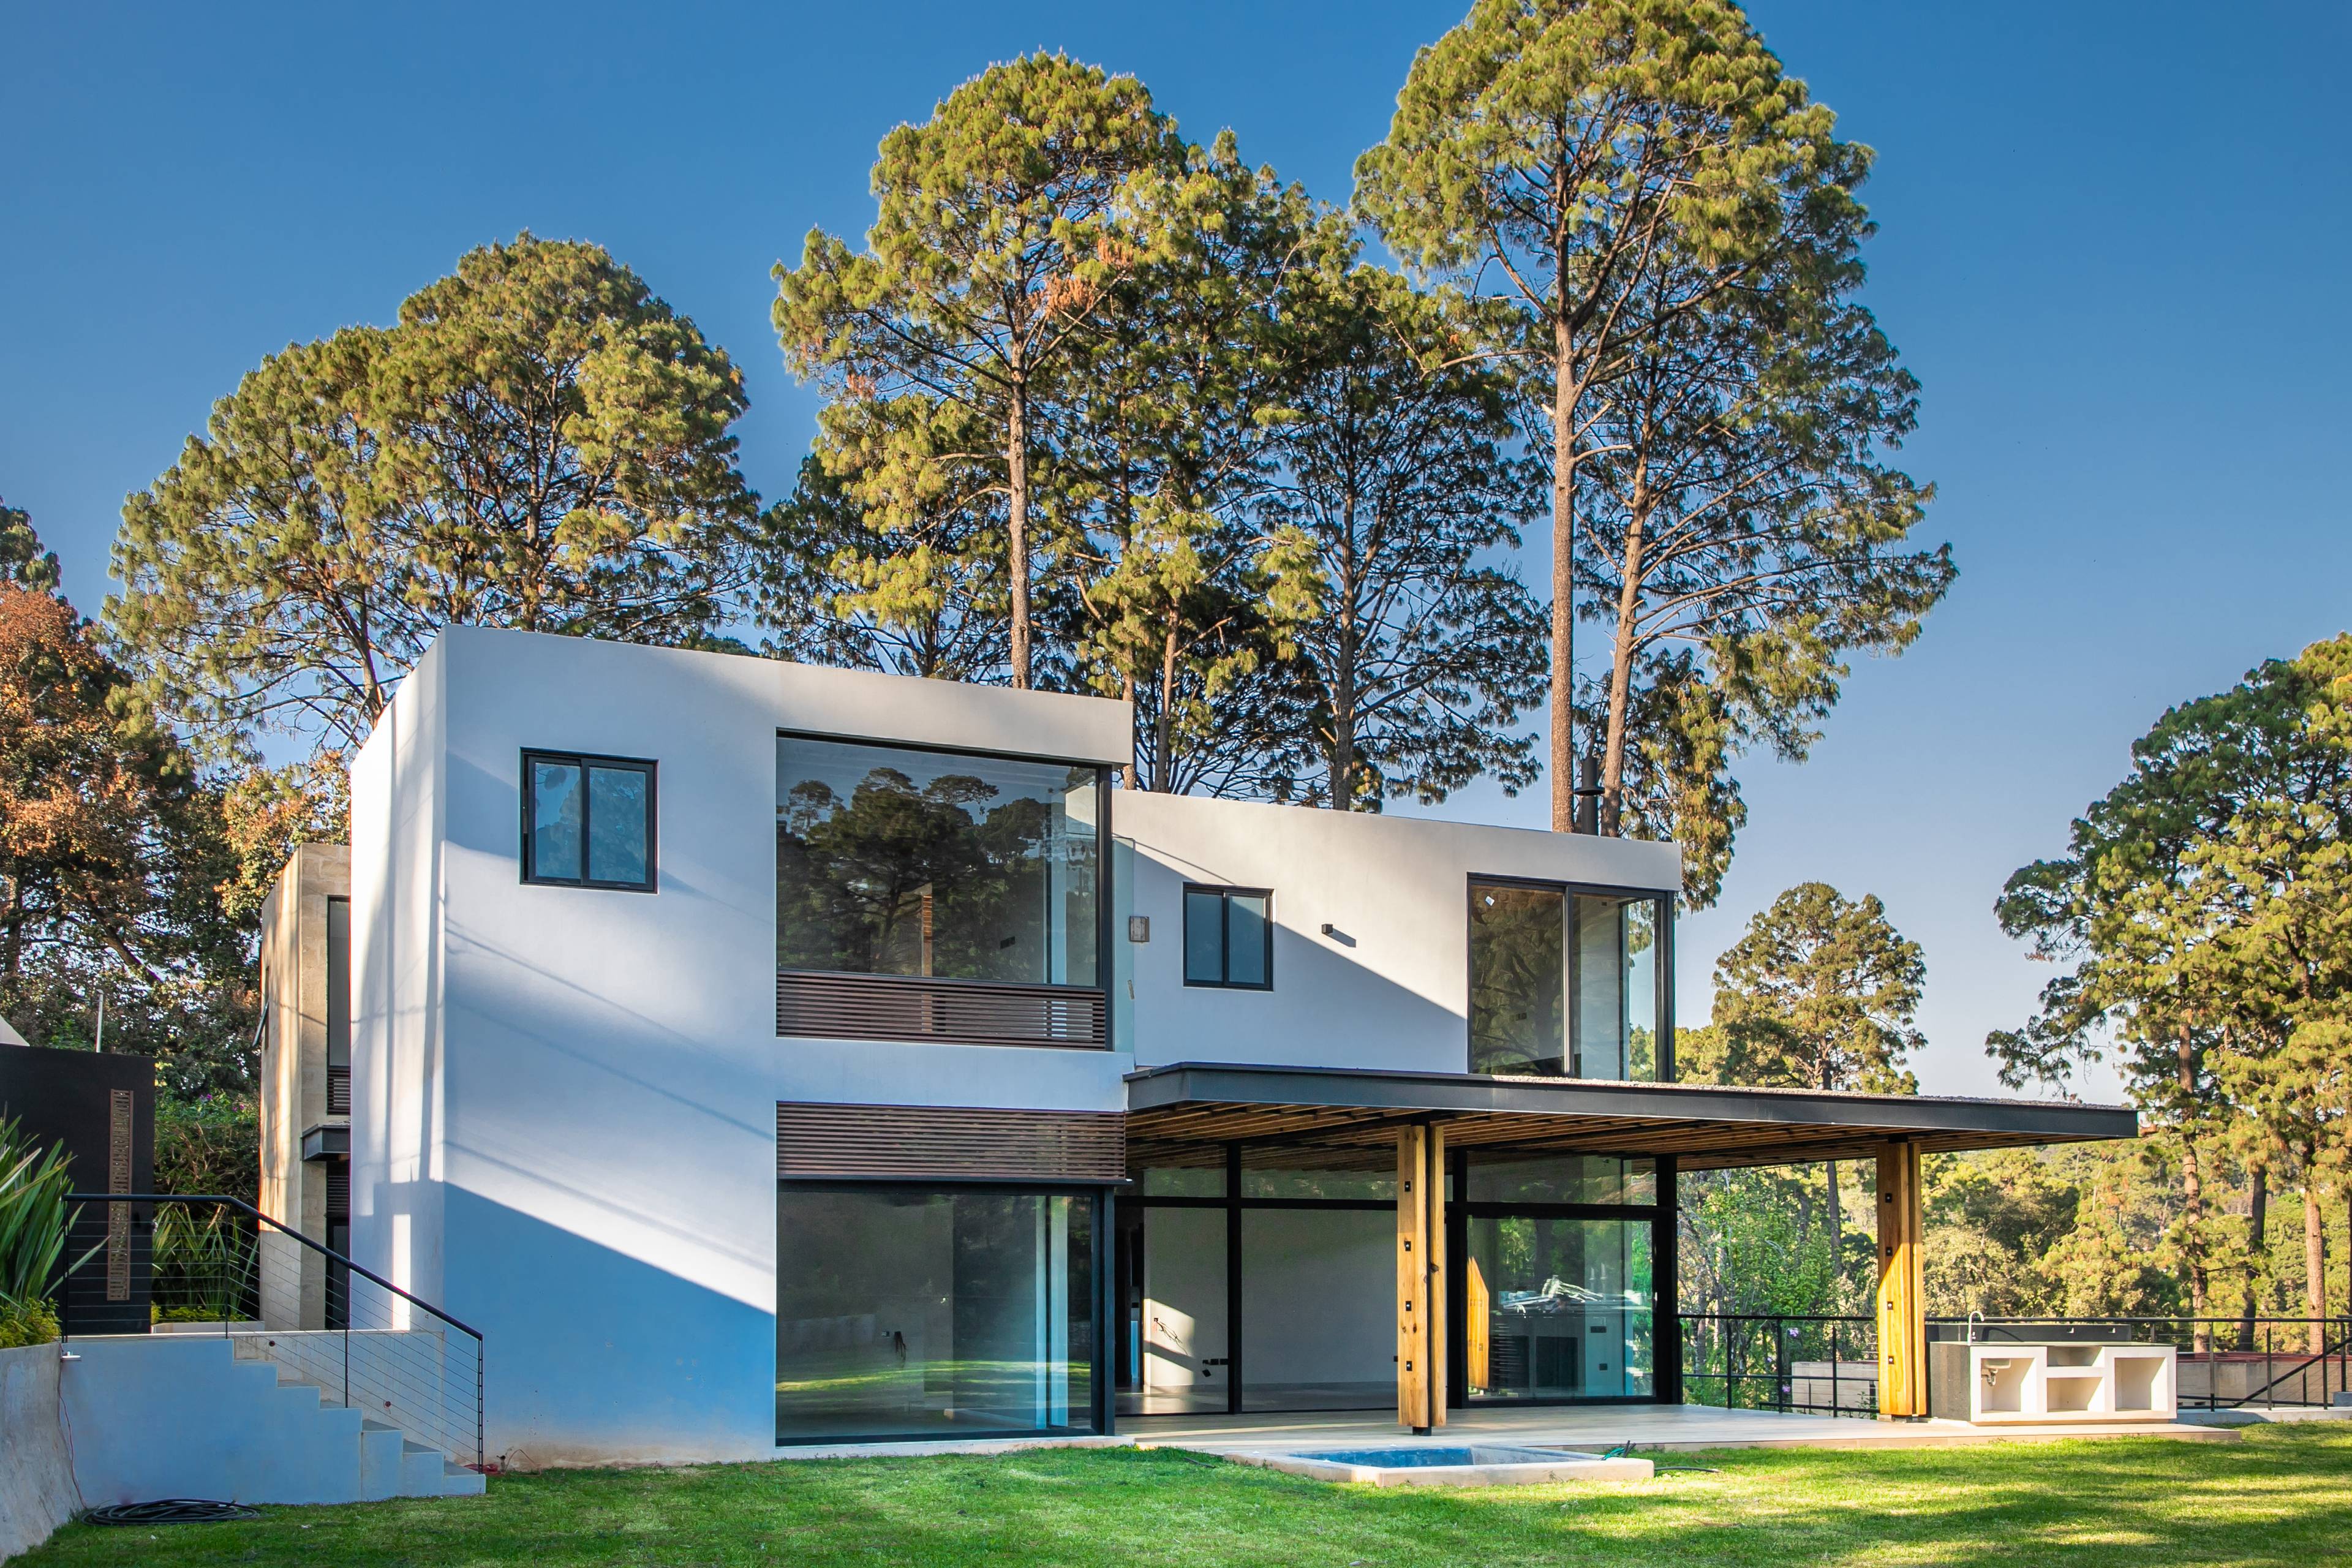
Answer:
(1678, 1311, 2352, 1419)
(59, 1194, 483, 1471)
(1678, 1313, 1879, 1415)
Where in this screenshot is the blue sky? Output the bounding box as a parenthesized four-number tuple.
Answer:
(5, 2, 2347, 1099)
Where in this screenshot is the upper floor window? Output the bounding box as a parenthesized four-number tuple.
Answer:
(776, 735, 1104, 988)
(523, 752, 657, 891)
(1183, 885, 1272, 990)
(1468, 880, 1664, 1080)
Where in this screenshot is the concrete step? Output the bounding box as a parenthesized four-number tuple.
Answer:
(59, 1334, 482, 1506)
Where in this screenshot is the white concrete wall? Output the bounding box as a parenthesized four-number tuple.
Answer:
(350, 639, 449, 1317)
(0, 1345, 76, 1560)
(1113, 791, 1679, 1074)
(1238, 1208, 1393, 1389)
(1142, 1207, 1225, 1398)
(350, 629, 1137, 1466)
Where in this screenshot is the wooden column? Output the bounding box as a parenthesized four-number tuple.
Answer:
(1875, 1139, 1926, 1418)
(1396, 1126, 1433, 1430)
(1427, 1125, 1447, 1427)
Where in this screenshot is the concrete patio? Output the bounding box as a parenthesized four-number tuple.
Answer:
(1123, 1402, 2240, 1454)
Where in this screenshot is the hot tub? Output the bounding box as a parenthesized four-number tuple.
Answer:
(1228, 1443, 1654, 1487)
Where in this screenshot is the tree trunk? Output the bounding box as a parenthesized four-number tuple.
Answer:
(1826, 1159, 1842, 1297)
(2182, 1134, 2209, 1343)
(2177, 1023, 2209, 1348)
(2239, 1162, 2267, 1351)
(1599, 475, 1649, 836)
(1330, 494, 1359, 809)
(1152, 627, 1177, 793)
(2309, 1175, 2329, 1355)
(1548, 311, 1577, 832)
(1007, 378, 1032, 690)
(1, 873, 23, 984)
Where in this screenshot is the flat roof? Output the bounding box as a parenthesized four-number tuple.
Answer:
(1124, 1063, 2136, 1171)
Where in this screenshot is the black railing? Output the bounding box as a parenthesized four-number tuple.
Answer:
(1678, 1311, 2352, 1421)
(59, 1194, 483, 1471)
(1678, 1313, 1878, 1416)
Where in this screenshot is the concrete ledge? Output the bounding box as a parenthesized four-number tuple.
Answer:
(2179, 1406, 2352, 1427)
(769, 1435, 1135, 1462)
(1, 1343, 78, 1561)
(1224, 1445, 1653, 1487)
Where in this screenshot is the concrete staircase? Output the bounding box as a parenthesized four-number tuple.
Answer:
(59, 1334, 483, 1506)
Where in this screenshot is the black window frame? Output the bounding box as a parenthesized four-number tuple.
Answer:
(773, 729, 1115, 997)
(520, 749, 659, 892)
(773, 1178, 1113, 1446)
(1181, 884, 1275, 992)
(1464, 875, 1675, 1082)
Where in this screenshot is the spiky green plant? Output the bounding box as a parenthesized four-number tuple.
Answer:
(0, 1115, 83, 1341)
(151, 1201, 257, 1322)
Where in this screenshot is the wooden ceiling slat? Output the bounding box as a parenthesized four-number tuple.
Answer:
(1123, 1098, 2112, 1172)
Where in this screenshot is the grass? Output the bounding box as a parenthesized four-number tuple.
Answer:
(22, 1425, 2350, 1567)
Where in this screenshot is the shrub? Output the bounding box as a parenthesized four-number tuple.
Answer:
(0, 1116, 83, 1340)
(0, 1295, 59, 1349)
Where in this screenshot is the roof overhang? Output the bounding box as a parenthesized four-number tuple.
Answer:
(1124, 1063, 2136, 1172)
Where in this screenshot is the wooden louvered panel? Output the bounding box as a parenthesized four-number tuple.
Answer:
(776, 971, 1106, 1049)
(777, 1102, 1126, 1182)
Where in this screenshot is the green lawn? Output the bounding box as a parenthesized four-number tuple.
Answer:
(23, 1425, 2348, 1567)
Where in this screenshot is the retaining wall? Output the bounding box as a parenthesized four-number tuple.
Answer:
(0, 1343, 78, 1562)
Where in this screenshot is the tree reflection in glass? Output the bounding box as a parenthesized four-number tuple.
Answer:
(777, 737, 1101, 987)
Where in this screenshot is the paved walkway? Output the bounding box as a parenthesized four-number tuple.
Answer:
(1124, 1402, 2237, 1453)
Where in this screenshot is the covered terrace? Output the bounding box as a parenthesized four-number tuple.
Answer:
(1120, 1063, 2138, 1433)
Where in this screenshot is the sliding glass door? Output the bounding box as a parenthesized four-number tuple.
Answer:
(775, 1185, 1099, 1443)
(1453, 1153, 1663, 1404)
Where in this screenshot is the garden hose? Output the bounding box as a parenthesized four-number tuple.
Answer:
(85, 1500, 260, 1526)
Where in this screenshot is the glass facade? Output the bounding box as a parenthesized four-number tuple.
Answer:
(1464, 1155, 1656, 1207)
(1469, 882, 1664, 1079)
(775, 736, 1103, 987)
(1463, 1213, 1653, 1400)
(775, 1186, 1098, 1443)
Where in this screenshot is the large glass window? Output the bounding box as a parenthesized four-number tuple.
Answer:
(776, 736, 1104, 987)
(1469, 881, 1664, 1079)
(1463, 1215, 1653, 1401)
(775, 1186, 1097, 1443)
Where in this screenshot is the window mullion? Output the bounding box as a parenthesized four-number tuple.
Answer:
(576, 761, 592, 883)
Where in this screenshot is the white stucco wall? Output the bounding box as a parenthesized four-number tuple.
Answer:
(1113, 791, 1679, 1074)
(345, 628, 1681, 1464)
(349, 629, 1138, 1466)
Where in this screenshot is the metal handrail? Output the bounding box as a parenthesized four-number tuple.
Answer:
(61, 1192, 484, 1469)
(65, 1193, 484, 1343)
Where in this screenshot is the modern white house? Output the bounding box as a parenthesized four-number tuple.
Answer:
(337, 625, 2133, 1466)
